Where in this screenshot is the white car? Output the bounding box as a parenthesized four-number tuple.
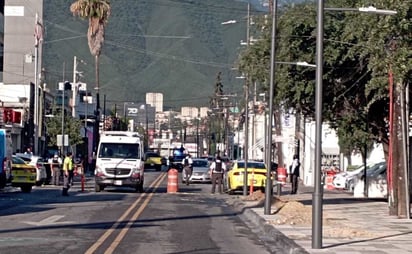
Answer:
(332, 169, 361, 190)
(182, 158, 211, 184)
(353, 162, 387, 198)
(15, 153, 47, 186)
(333, 162, 385, 191)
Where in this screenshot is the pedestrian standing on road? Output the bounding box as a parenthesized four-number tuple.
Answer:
(75, 154, 84, 177)
(69, 154, 76, 186)
(24, 147, 33, 155)
(288, 154, 300, 194)
(168, 156, 174, 170)
(182, 154, 193, 185)
(209, 156, 226, 194)
(62, 152, 73, 196)
(49, 153, 62, 186)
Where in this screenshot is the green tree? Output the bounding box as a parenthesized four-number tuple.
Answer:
(70, 0, 111, 113)
(237, 0, 411, 156)
(45, 108, 84, 150)
(237, 0, 412, 217)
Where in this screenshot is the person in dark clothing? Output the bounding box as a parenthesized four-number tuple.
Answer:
(168, 156, 174, 170)
(288, 154, 300, 194)
(209, 156, 226, 194)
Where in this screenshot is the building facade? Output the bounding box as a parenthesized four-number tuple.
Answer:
(0, 0, 44, 154)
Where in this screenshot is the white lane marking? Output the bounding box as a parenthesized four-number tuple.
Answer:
(23, 215, 75, 226)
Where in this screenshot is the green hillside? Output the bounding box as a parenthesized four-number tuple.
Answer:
(43, 0, 253, 110)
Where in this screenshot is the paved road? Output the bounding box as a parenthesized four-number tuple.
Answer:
(0, 170, 276, 254)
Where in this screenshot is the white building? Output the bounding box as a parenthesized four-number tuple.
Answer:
(146, 93, 163, 113)
(181, 107, 199, 118)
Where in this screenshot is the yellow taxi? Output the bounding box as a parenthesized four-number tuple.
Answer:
(225, 160, 268, 194)
(11, 155, 37, 193)
(144, 151, 162, 171)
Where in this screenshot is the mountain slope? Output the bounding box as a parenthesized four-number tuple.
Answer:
(43, 0, 251, 109)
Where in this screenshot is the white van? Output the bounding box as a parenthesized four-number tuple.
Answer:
(95, 131, 144, 192)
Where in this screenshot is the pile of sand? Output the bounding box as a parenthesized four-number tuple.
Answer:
(242, 191, 380, 239)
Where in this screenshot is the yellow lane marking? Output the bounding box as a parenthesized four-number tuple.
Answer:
(85, 173, 166, 254)
(104, 173, 167, 254)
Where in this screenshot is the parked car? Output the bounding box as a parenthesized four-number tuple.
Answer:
(15, 153, 47, 186)
(353, 161, 387, 198)
(144, 151, 162, 171)
(11, 155, 37, 193)
(225, 160, 268, 194)
(182, 158, 211, 183)
(333, 162, 385, 191)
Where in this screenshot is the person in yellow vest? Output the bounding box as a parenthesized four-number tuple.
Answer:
(62, 152, 73, 196)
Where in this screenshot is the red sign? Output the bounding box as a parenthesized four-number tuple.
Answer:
(3, 109, 22, 124)
(12, 111, 21, 123)
(3, 109, 12, 123)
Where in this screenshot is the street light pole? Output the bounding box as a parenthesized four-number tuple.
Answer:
(145, 104, 149, 150)
(312, 0, 324, 249)
(264, 0, 278, 215)
(242, 2, 251, 197)
(72, 56, 77, 118)
(311, 4, 397, 249)
(243, 81, 249, 197)
(196, 115, 200, 158)
(33, 13, 42, 155)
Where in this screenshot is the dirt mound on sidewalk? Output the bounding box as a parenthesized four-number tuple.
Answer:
(241, 192, 380, 239)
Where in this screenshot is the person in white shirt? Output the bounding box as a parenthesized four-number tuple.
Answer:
(209, 156, 227, 194)
(181, 154, 193, 185)
(48, 154, 62, 186)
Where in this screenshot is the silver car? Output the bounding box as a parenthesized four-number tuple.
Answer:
(182, 158, 211, 183)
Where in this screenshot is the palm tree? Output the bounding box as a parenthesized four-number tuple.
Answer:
(70, 0, 111, 117)
(70, 0, 111, 151)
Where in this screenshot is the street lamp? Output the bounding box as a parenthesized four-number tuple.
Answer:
(264, 0, 279, 215)
(312, 3, 397, 249)
(264, 3, 319, 215)
(325, 6, 397, 14)
(276, 61, 316, 67)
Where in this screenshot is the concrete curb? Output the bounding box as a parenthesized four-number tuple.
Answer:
(230, 199, 309, 254)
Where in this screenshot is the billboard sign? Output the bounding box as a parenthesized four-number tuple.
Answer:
(126, 107, 139, 117)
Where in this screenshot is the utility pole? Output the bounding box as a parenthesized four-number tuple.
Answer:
(103, 94, 106, 132)
(33, 13, 43, 155)
(243, 2, 250, 197)
(61, 85, 65, 156)
(72, 56, 77, 117)
(265, 0, 278, 214)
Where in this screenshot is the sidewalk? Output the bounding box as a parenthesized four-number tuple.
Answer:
(229, 183, 412, 254)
